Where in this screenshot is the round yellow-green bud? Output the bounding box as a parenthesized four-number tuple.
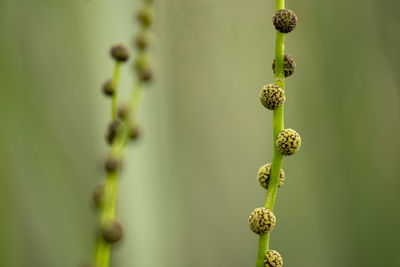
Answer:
(257, 163, 285, 189)
(101, 219, 124, 243)
(136, 6, 154, 27)
(110, 43, 130, 62)
(260, 84, 285, 110)
(265, 250, 283, 267)
(272, 54, 296, 77)
(276, 128, 301, 156)
(272, 9, 298, 34)
(134, 31, 151, 51)
(248, 207, 276, 235)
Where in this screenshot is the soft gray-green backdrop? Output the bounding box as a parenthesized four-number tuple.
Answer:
(0, 0, 399, 266)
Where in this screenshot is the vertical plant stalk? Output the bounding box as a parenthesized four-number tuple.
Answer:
(111, 62, 121, 121)
(95, 84, 145, 267)
(93, 1, 155, 266)
(256, 31, 285, 267)
(255, 1, 286, 267)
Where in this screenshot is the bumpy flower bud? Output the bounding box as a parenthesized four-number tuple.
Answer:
(248, 207, 276, 235)
(102, 79, 115, 96)
(101, 219, 124, 243)
(276, 128, 301, 156)
(110, 43, 130, 62)
(272, 9, 298, 34)
(92, 183, 105, 208)
(260, 83, 285, 110)
(257, 163, 285, 189)
(106, 120, 123, 145)
(265, 250, 283, 267)
(104, 156, 120, 173)
(272, 54, 296, 77)
(137, 7, 154, 27)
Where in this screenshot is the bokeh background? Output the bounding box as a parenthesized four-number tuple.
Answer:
(1, 0, 399, 266)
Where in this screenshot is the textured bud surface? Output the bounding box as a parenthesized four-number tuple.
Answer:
(272, 9, 298, 34)
(276, 128, 301, 155)
(110, 43, 130, 62)
(102, 80, 115, 96)
(260, 84, 285, 110)
(265, 250, 283, 267)
(258, 163, 285, 189)
(273, 54, 296, 77)
(101, 219, 124, 243)
(249, 207, 276, 235)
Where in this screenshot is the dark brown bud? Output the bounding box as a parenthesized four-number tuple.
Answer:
(101, 219, 124, 243)
(272, 9, 298, 34)
(102, 79, 115, 96)
(117, 105, 129, 120)
(110, 43, 130, 62)
(92, 183, 105, 208)
(134, 55, 153, 82)
(106, 120, 123, 145)
(138, 67, 153, 82)
(129, 125, 140, 140)
(104, 156, 120, 173)
(136, 7, 154, 27)
(272, 54, 296, 77)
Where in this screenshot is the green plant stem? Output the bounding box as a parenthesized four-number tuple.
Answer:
(94, 82, 145, 267)
(255, 1, 285, 266)
(112, 62, 121, 121)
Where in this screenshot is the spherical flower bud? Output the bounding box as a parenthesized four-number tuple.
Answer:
(276, 128, 301, 156)
(138, 67, 153, 82)
(101, 219, 124, 243)
(260, 83, 285, 110)
(136, 7, 154, 27)
(129, 125, 140, 140)
(92, 183, 105, 208)
(102, 79, 115, 97)
(272, 54, 296, 77)
(117, 105, 129, 120)
(272, 9, 298, 34)
(110, 43, 130, 62)
(257, 163, 285, 189)
(106, 120, 123, 145)
(248, 207, 276, 235)
(265, 250, 283, 267)
(134, 55, 153, 82)
(134, 31, 151, 51)
(104, 156, 120, 173)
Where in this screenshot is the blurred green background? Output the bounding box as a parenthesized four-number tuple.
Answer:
(0, 0, 399, 266)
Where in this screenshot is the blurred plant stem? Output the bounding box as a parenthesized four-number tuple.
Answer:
(112, 62, 121, 121)
(255, 0, 286, 266)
